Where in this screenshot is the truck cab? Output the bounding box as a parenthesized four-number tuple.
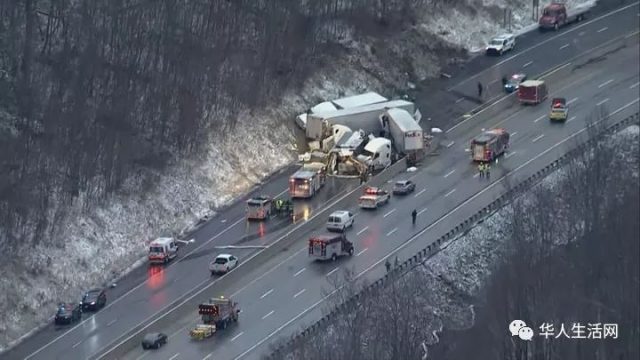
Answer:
(148, 237, 178, 265)
(356, 138, 392, 171)
(308, 234, 354, 261)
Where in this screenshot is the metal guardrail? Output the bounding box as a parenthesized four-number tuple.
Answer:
(266, 112, 640, 359)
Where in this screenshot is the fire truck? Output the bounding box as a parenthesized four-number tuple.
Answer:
(308, 234, 354, 261)
(289, 169, 325, 199)
(470, 129, 510, 162)
(358, 187, 390, 209)
(190, 297, 240, 340)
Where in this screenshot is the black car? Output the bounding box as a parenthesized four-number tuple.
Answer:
(80, 288, 107, 311)
(392, 180, 416, 195)
(54, 303, 82, 325)
(141, 332, 168, 350)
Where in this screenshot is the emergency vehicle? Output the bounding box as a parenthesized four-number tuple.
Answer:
(470, 129, 510, 162)
(549, 97, 568, 121)
(518, 80, 548, 105)
(308, 234, 354, 261)
(148, 237, 178, 265)
(358, 187, 390, 209)
(191, 296, 239, 338)
(246, 196, 273, 220)
(289, 169, 325, 199)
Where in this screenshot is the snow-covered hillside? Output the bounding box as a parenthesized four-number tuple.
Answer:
(0, 0, 596, 352)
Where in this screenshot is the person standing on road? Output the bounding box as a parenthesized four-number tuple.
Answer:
(385, 259, 391, 272)
(478, 163, 484, 178)
(477, 81, 483, 98)
(412, 209, 417, 226)
(485, 163, 491, 179)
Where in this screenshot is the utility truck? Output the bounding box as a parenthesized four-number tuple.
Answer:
(190, 296, 240, 340)
(308, 234, 354, 261)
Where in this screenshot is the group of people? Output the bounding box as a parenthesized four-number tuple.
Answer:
(477, 162, 491, 178)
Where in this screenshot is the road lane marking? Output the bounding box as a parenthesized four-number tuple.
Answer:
(293, 289, 306, 298)
(383, 209, 396, 218)
(523, 61, 533, 68)
(169, 354, 180, 360)
(559, 43, 570, 50)
(532, 134, 545, 143)
(506, 151, 517, 158)
(326, 267, 339, 277)
(386, 228, 398, 236)
(357, 226, 369, 235)
(446, 141, 455, 148)
(231, 332, 244, 342)
(293, 268, 305, 277)
(567, 97, 578, 105)
(107, 319, 116, 327)
(414, 189, 426, 197)
(567, 116, 577, 123)
(455, 97, 465, 103)
(597, 98, 610, 106)
(417, 208, 428, 216)
(534, 115, 546, 123)
(203, 354, 213, 360)
(511, 131, 518, 137)
(598, 79, 614, 88)
(260, 289, 274, 299)
(444, 189, 456, 197)
(262, 311, 274, 320)
(626, 30, 640, 38)
(444, 169, 456, 178)
(630, 82, 639, 89)
(72, 340, 82, 349)
(356, 248, 368, 256)
(473, 173, 480, 178)
(597, 26, 608, 32)
(234, 98, 640, 360)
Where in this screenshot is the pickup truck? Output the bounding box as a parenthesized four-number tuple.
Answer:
(538, 2, 590, 31)
(358, 187, 390, 209)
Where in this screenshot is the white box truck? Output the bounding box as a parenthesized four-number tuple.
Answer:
(296, 92, 388, 130)
(382, 108, 425, 164)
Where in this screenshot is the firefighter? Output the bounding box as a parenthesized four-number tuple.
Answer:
(485, 163, 491, 178)
(478, 162, 485, 178)
(275, 199, 282, 212)
(411, 209, 417, 226)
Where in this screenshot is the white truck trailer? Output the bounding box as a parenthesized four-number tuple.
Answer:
(296, 92, 388, 130)
(382, 108, 424, 164)
(306, 100, 416, 140)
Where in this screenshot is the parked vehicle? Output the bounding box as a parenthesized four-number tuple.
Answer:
(327, 210, 355, 232)
(308, 234, 354, 261)
(518, 80, 548, 105)
(470, 129, 510, 162)
(355, 137, 392, 171)
(54, 303, 82, 325)
(289, 169, 325, 199)
(209, 254, 239, 275)
(504, 73, 528, 93)
(295, 92, 388, 130)
(549, 97, 569, 121)
(486, 34, 516, 55)
(539, 2, 590, 31)
(148, 237, 179, 265)
(246, 196, 273, 220)
(358, 187, 390, 209)
(381, 108, 425, 165)
(80, 288, 107, 311)
(392, 180, 416, 195)
(197, 297, 240, 330)
(141, 332, 168, 350)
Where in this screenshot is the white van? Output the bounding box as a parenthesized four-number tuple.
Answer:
(148, 237, 179, 265)
(326, 210, 355, 232)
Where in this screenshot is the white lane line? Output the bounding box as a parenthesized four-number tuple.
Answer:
(386, 228, 398, 236)
(262, 311, 274, 320)
(597, 98, 610, 106)
(511, 131, 518, 137)
(203, 354, 213, 360)
(455, 97, 465, 103)
(293, 289, 306, 298)
(598, 79, 614, 88)
(473, 173, 480, 178)
(260, 289, 274, 299)
(234, 98, 640, 360)
(567, 97, 578, 105)
(230, 332, 244, 342)
(356, 248, 368, 256)
(523, 61, 533, 68)
(169, 354, 179, 360)
(532, 134, 545, 143)
(417, 208, 428, 216)
(383, 209, 396, 218)
(559, 43, 570, 50)
(630, 82, 639, 89)
(357, 226, 369, 235)
(446, 141, 455, 148)
(444, 169, 456, 178)
(444, 189, 456, 197)
(326, 267, 339, 277)
(567, 116, 577, 123)
(534, 115, 546, 123)
(506, 151, 517, 158)
(597, 26, 608, 32)
(293, 268, 305, 277)
(414, 188, 426, 197)
(107, 319, 117, 327)
(72, 340, 82, 349)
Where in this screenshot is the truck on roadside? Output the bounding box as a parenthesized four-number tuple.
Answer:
(295, 92, 388, 130)
(538, 2, 590, 31)
(358, 186, 390, 209)
(381, 108, 425, 165)
(308, 233, 354, 261)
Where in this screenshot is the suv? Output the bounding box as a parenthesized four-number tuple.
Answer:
(486, 34, 515, 56)
(54, 303, 82, 325)
(80, 288, 107, 311)
(209, 254, 239, 275)
(392, 180, 416, 195)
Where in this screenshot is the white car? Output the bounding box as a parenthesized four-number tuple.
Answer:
(486, 34, 516, 56)
(209, 254, 238, 275)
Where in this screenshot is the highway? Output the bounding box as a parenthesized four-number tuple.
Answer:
(2, 1, 637, 360)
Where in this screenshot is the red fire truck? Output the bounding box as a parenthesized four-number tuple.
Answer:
(470, 129, 510, 162)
